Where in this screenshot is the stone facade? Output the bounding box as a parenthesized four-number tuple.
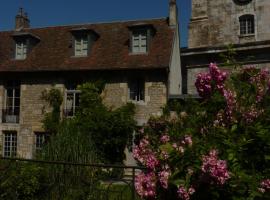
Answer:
(0, 70, 167, 158)
(182, 0, 270, 95)
(188, 0, 270, 48)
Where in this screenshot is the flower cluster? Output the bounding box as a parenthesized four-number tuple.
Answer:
(158, 166, 171, 189)
(133, 138, 159, 170)
(135, 172, 156, 198)
(195, 63, 228, 98)
(242, 105, 264, 124)
(249, 68, 270, 103)
(258, 179, 270, 193)
(209, 63, 228, 94)
(160, 134, 170, 143)
(195, 72, 212, 97)
(201, 149, 230, 185)
(177, 186, 195, 200)
(172, 135, 193, 154)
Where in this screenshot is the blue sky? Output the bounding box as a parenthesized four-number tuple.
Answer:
(0, 0, 191, 47)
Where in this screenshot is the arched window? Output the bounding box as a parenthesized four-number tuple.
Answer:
(239, 14, 255, 35)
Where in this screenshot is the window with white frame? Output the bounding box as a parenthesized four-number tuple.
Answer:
(3, 131, 17, 157)
(35, 132, 49, 154)
(129, 79, 145, 101)
(15, 40, 27, 60)
(64, 85, 80, 117)
(74, 35, 88, 56)
(3, 81, 20, 123)
(131, 30, 147, 53)
(239, 15, 255, 35)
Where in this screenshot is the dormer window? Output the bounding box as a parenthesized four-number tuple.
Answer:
(129, 24, 156, 54)
(239, 14, 255, 35)
(15, 39, 27, 60)
(12, 32, 40, 60)
(132, 29, 147, 53)
(71, 28, 99, 57)
(74, 35, 88, 57)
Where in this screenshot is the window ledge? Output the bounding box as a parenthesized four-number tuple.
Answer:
(128, 99, 147, 106)
(129, 52, 148, 56)
(71, 55, 88, 58)
(239, 34, 255, 38)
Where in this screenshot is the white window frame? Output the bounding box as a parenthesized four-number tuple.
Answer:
(3, 81, 20, 123)
(15, 40, 27, 60)
(3, 131, 17, 157)
(132, 30, 147, 54)
(239, 15, 255, 35)
(74, 35, 88, 57)
(64, 89, 80, 117)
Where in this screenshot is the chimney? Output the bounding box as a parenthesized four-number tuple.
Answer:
(169, 0, 178, 26)
(15, 8, 30, 30)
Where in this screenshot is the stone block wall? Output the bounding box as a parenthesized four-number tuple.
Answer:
(188, 0, 270, 48)
(0, 70, 168, 158)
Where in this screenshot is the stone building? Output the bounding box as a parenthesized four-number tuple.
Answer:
(181, 0, 270, 94)
(0, 2, 181, 158)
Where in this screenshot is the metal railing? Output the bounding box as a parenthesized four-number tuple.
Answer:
(2, 109, 20, 123)
(0, 157, 145, 200)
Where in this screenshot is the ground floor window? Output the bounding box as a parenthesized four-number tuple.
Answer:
(3, 131, 17, 157)
(35, 132, 49, 155)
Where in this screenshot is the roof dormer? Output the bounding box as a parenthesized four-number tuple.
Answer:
(70, 28, 99, 57)
(128, 24, 156, 54)
(12, 32, 40, 60)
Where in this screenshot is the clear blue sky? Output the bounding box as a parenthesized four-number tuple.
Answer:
(0, 0, 191, 47)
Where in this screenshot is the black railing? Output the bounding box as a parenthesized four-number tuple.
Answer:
(2, 109, 20, 123)
(0, 157, 145, 200)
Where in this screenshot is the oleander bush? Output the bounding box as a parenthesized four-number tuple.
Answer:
(133, 64, 270, 200)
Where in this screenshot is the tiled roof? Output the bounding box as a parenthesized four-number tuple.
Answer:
(0, 18, 174, 72)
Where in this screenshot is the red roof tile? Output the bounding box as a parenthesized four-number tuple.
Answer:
(0, 18, 174, 72)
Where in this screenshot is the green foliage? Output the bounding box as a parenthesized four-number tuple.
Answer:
(42, 81, 136, 164)
(41, 88, 63, 134)
(0, 160, 46, 200)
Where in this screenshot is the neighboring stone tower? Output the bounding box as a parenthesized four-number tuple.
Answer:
(188, 0, 270, 48)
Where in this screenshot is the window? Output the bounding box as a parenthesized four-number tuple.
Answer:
(3, 131, 17, 157)
(15, 40, 27, 60)
(64, 84, 80, 117)
(239, 15, 255, 35)
(129, 79, 145, 101)
(131, 30, 148, 53)
(35, 132, 49, 154)
(3, 81, 20, 123)
(74, 35, 88, 56)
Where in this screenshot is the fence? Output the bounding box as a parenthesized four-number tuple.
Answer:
(0, 157, 145, 200)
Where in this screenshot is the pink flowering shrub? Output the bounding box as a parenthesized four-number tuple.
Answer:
(133, 63, 270, 199)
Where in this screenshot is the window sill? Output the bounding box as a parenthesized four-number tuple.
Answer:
(128, 100, 147, 106)
(238, 34, 255, 38)
(129, 52, 148, 56)
(71, 55, 88, 58)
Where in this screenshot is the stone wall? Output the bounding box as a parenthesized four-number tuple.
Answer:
(0, 70, 167, 158)
(188, 0, 270, 48)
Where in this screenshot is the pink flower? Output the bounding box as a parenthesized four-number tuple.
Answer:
(160, 150, 169, 160)
(158, 167, 171, 189)
(135, 172, 156, 198)
(195, 72, 212, 97)
(258, 179, 270, 193)
(133, 137, 159, 169)
(160, 134, 170, 143)
(177, 186, 195, 200)
(184, 135, 193, 146)
(201, 149, 230, 185)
